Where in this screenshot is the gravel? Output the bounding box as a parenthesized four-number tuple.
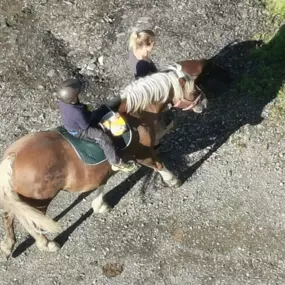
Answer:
(1, 0, 285, 284)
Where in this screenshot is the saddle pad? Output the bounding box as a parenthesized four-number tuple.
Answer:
(56, 126, 132, 165)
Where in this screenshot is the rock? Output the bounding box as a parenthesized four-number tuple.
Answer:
(47, 69, 57, 77)
(116, 32, 126, 38)
(87, 62, 96, 71)
(98, 56, 104, 66)
(102, 263, 124, 278)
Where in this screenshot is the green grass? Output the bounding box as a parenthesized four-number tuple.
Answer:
(238, 1, 285, 118)
(267, 0, 285, 18)
(271, 85, 285, 117)
(260, 1, 285, 118)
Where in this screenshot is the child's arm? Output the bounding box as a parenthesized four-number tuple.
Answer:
(76, 108, 91, 130)
(136, 60, 156, 78)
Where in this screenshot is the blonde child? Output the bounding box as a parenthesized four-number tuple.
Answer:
(128, 30, 174, 153)
(128, 30, 157, 79)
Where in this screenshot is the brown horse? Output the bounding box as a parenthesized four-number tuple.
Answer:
(0, 60, 207, 257)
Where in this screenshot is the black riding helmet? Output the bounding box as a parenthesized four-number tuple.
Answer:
(58, 78, 83, 104)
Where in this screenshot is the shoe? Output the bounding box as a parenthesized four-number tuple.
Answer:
(111, 161, 136, 172)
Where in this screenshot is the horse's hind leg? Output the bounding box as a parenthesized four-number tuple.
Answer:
(92, 185, 112, 214)
(25, 205, 60, 253)
(33, 233, 60, 252)
(0, 212, 16, 258)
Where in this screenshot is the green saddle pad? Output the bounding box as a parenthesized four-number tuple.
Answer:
(56, 126, 132, 165)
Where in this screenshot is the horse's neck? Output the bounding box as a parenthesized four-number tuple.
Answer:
(145, 102, 169, 113)
(118, 100, 128, 113)
(118, 99, 168, 117)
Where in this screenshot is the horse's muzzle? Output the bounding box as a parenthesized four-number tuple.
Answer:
(192, 97, 208, 113)
(174, 87, 208, 113)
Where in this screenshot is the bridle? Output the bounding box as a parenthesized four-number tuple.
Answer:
(173, 74, 204, 111)
(160, 63, 205, 112)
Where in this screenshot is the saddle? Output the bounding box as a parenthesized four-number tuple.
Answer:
(56, 108, 132, 165)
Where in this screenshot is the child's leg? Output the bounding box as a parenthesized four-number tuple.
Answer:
(82, 127, 120, 165)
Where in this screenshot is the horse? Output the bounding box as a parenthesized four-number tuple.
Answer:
(0, 59, 208, 257)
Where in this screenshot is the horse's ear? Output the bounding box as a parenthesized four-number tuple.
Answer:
(178, 78, 186, 87)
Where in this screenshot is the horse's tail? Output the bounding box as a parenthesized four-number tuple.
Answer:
(0, 155, 60, 234)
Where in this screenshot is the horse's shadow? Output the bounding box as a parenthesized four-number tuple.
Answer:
(12, 167, 151, 257)
(12, 25, 285, 257)
(163, 24, 285, 183)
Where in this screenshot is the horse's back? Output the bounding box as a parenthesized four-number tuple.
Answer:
(2, 131, 68, 199)
(3, 130, 110, 198)
(3, 131, 63, 158)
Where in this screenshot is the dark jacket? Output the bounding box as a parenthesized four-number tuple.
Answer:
(128, 50, 158, 79)
(58, 101, 91, 132)
(59, 97, 122, 132)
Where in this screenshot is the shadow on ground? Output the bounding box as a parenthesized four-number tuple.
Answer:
(12, 167, 152, 257)
(164, 24, 285, 183)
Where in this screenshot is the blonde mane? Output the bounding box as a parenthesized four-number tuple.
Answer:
(120, 63, 192, 113)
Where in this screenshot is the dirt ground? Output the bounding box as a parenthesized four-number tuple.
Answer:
(0, 0, 285, 284)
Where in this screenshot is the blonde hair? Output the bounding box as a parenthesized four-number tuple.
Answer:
(128, 30, 155, 50)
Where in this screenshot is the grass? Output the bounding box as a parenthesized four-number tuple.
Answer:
(265, 0, 285, 118)
(238, 0, 285, 118)
(271, 85, 285, 117)
(267, 0, 285, 18)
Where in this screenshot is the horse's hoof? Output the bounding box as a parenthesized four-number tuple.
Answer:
(165, 178, 182, 188)
(99, 204, 112, 214)
(92, 201, 112, 214)
(173, 179, 182, 188)
(48, 241, 60, 252)
(37, 239, 60, 252)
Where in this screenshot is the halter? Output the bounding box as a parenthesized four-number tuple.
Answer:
(160, 63, 203, 111)
(174, 92, 202, 111)
(172, 66, 202, 111)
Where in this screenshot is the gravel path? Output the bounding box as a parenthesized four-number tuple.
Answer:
(1, 0, 285, 284)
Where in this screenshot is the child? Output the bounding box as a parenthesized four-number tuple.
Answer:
(58, 78, 135, 172)
(128, 30, 157, 79)
(128, 29, 173, 153)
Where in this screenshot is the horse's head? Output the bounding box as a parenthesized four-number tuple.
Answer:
(121, 61, 208, 114)
(170, 60, 208, 113)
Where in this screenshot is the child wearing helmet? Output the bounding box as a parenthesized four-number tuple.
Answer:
(58, 78, 135, 172)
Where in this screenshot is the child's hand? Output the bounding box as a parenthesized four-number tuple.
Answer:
(86, 104, 94, 112)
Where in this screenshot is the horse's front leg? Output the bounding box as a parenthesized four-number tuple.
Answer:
(157, 164, 181, 188)
(136, 148, 181, 188)
(92, 185, 112, 214)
